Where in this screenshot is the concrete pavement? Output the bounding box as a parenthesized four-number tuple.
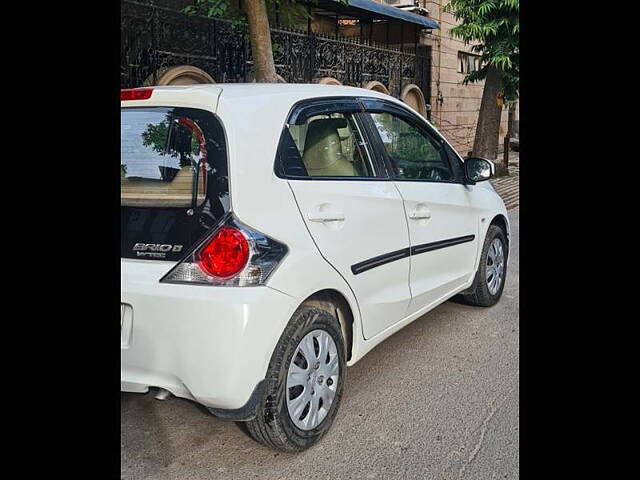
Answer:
(491, 152, 520, 210)
(121, 209, 519, 480)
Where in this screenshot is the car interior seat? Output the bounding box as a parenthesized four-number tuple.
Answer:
(302, 118, 360, 177)
(120, 166, 198, 207)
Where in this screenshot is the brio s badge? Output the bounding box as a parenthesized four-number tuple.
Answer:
(133, 243, 183, 258)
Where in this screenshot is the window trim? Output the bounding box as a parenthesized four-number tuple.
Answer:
(274, 97, 391, 181)
(288, 98, 363, 125)
(358, 98, 464, 185)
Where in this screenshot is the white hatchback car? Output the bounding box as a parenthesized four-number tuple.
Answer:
(121, 83, 509, 451)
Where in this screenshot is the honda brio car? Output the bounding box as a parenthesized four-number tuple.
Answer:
(121, 83, 509, 451)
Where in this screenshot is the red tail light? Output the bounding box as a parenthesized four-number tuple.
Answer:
(120, 88, 153, 101)
(196, 226, 250, 279)
(161, 216, 288, 286)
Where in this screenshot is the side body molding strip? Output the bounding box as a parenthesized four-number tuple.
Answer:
(351, 235, 476, 275)
(411, 235, 476, 255)
(351, 247, 411, 275)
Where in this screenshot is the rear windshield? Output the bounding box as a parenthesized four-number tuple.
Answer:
(121, 107, 216, 207)
(121, 107, 229, 261)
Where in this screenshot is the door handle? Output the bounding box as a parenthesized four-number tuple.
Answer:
(408, 209, 431, 220)
(307, 212, 345, 222)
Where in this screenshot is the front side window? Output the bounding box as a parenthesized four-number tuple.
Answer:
(281, 112, 376, 178)
(369, 112, 454, 182)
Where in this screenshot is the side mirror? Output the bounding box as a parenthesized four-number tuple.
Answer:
(464, 157, 495, 184)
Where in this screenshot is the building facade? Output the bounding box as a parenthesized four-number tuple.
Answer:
(121, 0, 513, 158)
(395, 0, 510, 155)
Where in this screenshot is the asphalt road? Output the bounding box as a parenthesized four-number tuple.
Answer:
(121, 209, 519, 480)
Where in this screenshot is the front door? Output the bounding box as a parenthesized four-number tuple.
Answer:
(362, 100, 480, 316)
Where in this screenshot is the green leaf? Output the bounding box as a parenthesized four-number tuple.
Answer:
(446, 0, 519, 101)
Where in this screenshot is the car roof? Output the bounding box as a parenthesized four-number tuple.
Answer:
(147, 82, 399, 102)
(123, 83, 414, 116)
(219, 82, 392, 99)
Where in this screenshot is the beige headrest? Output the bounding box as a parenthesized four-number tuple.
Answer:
(302, 119, 357, 176)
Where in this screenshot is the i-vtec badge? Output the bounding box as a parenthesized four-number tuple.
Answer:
(133, 243, 183, 258)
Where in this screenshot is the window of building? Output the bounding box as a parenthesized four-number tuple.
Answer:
(458, 51, 481, 74)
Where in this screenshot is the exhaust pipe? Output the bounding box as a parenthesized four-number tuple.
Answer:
(154, 388, 171, 400)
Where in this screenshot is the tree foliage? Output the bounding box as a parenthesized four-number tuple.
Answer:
(141, 118, 171, 156)
(141, 115, 198, 168)
(182, 0, 337, 28)
(444, 0, 519, 104)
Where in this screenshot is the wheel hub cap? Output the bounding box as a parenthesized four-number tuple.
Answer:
(286, 329, 339, 431)
(486, 237, 505, 295)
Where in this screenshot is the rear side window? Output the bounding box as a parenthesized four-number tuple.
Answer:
(281, 112, 376, 178)
(121, 107, 219, 207)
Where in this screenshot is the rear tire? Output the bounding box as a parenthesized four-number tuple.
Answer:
(459, 225, 507, 307)
(244, 305, 346, 451)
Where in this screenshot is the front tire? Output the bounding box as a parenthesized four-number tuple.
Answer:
(245, 305, 346, 451)
(459, 225, 508, 307)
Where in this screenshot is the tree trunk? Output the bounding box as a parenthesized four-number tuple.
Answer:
(472, 65, 505, 175)
(507, 102, 516, 138)
(243, 0, 278, 83)
(503, 102, 516, 174)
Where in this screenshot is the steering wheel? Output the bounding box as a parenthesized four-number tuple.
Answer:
(423, 166, 450, 181)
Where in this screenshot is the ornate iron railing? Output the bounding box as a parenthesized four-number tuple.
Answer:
(121, 0, 431, 100)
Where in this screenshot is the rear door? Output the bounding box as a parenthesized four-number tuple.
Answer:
(279, 99, 411, 339)
(361, 99, 480, 316)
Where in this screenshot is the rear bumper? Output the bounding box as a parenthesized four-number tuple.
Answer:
(121, 260, 297, 411)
